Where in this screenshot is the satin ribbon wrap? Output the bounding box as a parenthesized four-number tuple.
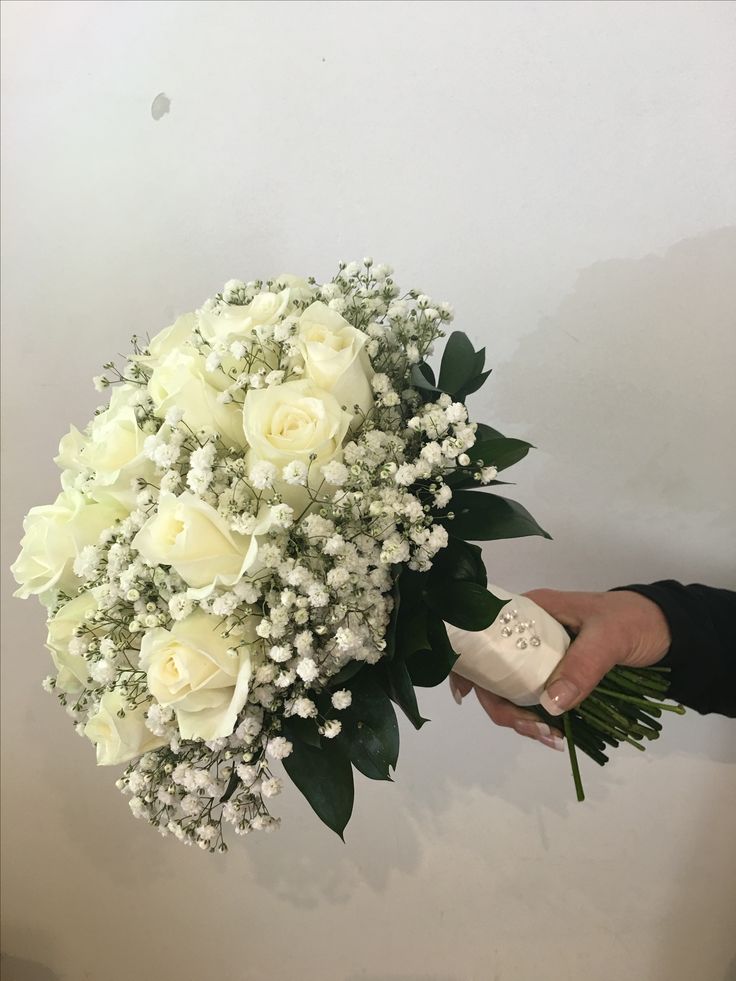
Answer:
(446, 585, 571, 706)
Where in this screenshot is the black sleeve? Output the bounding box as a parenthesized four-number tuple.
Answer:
(610, 581, 736, 718)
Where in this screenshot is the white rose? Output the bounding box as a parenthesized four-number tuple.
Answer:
(46, 592, 98, 693)
(131, 492, 265, 596)
(83, 404, 155, 506)
(297, 301, 374, 419)
(82, 400, 145, 471)
(147, 347, 245, 447)
(55, 425, 88, 472)
(247, 290, 293, 326)
(243, 379, 351, 479)
(272, 273, 315, 304)
(140, 609, 254, 740)
(139, 313, 197, 365)
(84, 690, 167, 766)
(197, 303, 256, 344)
(55, 387, 152, 504)
(198, 289, 294, 344)
(11, 489, 125, 599)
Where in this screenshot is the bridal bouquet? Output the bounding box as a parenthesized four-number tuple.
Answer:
(12, 260, 679, 850)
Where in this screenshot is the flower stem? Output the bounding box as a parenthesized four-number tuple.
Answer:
(534, 665, 685, 801)
(594, 687, 686, 714)
(563, 713, 585, 802)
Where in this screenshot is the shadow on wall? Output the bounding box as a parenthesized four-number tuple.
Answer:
(488, 226, 736, 581)
(0, 953, 61, 981)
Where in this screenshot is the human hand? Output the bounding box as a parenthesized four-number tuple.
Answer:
(448, 588, 672, 750)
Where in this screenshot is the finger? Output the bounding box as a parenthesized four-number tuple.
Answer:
(448, 672, 474, 704)
(522, 588, 600, 632)
(475, 689, 565, 750)
(539, 624, 621, 716)
(474, 688, 539, 729)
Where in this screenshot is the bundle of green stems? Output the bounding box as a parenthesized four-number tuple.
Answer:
(535, 666, 686, 802)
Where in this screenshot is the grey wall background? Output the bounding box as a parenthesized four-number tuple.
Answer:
(2, 2, 735, 980)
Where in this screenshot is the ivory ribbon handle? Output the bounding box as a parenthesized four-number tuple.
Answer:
(445, 584, 570, 706)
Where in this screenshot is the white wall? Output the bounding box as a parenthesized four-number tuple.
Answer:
(2, 3, 735, 980)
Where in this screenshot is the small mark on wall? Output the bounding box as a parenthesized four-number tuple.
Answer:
(150, 92, 171, 120)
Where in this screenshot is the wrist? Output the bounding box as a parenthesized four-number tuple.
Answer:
(612, 590, 672, 665)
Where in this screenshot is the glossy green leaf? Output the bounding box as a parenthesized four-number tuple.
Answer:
(395, 603, 430, 658)
(339, 674, 399, 780)
(475, 422, 505, 441)
(426, 580, 508, 630)
(417, 361, 436, 386)
(410, 363, 442, 395)
(326, 660, 365, 689)
(219, 769, 239, 804)
(438, 332, 478, 395)
(441, 490, 552, 542)
(455, 368, 492, 401)
(392, 570, 432, 659)
(376, 658, 429, 730)
(407, 619, 459, 687)
(406, 648, 452, 688)
(284, 714, 322, 748)
(429, 536, 487, 586)
(383, 571, 402, 660)
(443, 469, 514, 490)
(397, 568, 428, 604)
(468, 436, 533, 472)
(282, 726, 354, 839)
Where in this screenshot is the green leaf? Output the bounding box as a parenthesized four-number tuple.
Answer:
(441, 490, 552, 542)
(417, 361, 436, 386)
(392, 570, 433, 659)
(372, 570, 434, 727)
(426, 580, 508, 631)
(410, 363, 442, 395)
(429, 536, 487, 586)
(407, 619, 459, 687)
(475, 422, 505, 441)
(438, 332, 478, 395)
(283, 714, 322, 748)
(443, 469, 514, 490)
(219, 769, 239, 804)
(383, 571, 402, 660)
(339, 674, 399, 781)
(406, 648, 454, 688)
(468, 436, 533, 472)
(397, 568, 428, 604)
(376, 658, 429, 730)
(327, 659, 366, 689)
(455, 368, 492, 401)
(282, 726, 354, 839)
(395, 603, 430, 658)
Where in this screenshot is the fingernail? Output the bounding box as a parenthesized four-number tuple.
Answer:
(513, 720, 552, 739)
(449, 676, 463, 705)
(539, 679, 580, 716)
(539, 734, 565, 752)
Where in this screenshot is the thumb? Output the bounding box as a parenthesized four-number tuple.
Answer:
(538, 624, 619, 717)
(523, 588, 599, 632)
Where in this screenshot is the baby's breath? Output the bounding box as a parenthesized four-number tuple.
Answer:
(13, 260, 479, 851)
